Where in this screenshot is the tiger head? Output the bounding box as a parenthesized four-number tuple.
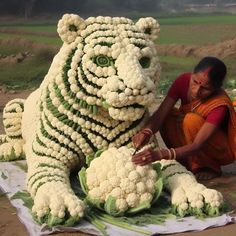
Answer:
(56, 14, 161, 122)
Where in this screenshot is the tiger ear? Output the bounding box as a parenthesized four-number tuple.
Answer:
(135, 17, 160, 41)
(57, 14, 86, 44)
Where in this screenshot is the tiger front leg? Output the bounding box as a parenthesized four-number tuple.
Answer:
(27, 158, 86, 226)
(26, 135, 86, 226)
(31, 180, 85, 226)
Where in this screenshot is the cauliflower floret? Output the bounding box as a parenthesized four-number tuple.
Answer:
(86, 174, 99, 189)
(117, 168, 129, 178)
(128, 170, 141, 183)
(171, 187, 187, 205)
(201, 189, 223, 206)
(140, 192, 153, 203)
(116, 159, 126, 170)
(120, 178, 136, 194)
(146, 179, 155, 194)
(136, 182, 147, 194)
(192, 183, 206, 193)
(147, 169, 158, 180)
(88, 187, 102, 199)
(126, 193, 139, 207)
(100, 180, 113, 194)
(135, 165, 147, 177)
(109, 176, 121, 188)
(110, 187, 125, 199)
(125, 162, 136, 172)
(116, 198, 128, 212)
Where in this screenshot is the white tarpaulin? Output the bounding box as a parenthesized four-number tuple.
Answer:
(0, 161, 235, 236)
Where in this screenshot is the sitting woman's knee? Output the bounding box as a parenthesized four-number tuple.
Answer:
(183, 112, 205, 131)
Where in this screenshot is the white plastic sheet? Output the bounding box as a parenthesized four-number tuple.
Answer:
(0, 161, 235, 236)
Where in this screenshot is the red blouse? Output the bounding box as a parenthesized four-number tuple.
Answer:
(167, 72, 228, 126)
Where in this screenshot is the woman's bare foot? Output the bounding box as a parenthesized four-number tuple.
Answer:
(195, 169, 221, 180)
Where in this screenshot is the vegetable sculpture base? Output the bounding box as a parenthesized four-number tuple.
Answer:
(0, 14, 225, 229)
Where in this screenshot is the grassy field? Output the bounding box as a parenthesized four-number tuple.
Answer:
(0, 47, 56, 89)
(0, 14, 235, 91)
(158, 14, 236, 25)
(157, 14, 236, 44)
(157, 24, 236, 44)
(1, 14, 236, 45)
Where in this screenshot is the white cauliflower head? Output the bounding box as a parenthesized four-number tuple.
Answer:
(79, 146, 162, 216)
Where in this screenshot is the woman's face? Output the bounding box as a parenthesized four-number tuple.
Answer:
(189, 72, 216, 100)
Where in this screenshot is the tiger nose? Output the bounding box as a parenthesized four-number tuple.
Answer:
(116, 55, 149, 89)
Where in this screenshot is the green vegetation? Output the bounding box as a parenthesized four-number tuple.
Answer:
(1, 14, 236, 46)
(158, 56, 198, 95)
(157, 24, 236, 45)
(0, 25, 57, 33)
(158, 14, 236, 25)
(0, 47, 55, 89)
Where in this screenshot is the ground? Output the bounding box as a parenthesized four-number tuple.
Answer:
(0, 90, 236, 236)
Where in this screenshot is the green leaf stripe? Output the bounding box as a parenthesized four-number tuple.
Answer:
(29, 173, 65, 190)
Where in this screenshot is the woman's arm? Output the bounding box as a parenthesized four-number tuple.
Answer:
(132, 122, 219, 165)
(175, 122, 219, 160)
(144, 95, 177, 134)
(132, 95, 177, 149)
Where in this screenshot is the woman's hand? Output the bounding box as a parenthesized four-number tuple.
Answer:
(132, 148, 162, 166)
(132, 128, 153, 150)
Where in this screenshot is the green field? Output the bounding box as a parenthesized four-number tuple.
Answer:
(1, 14, 236, 45)
(0, 25, 57, 33)
(158, 14, 236, 25)
(0, 14, 235, 91)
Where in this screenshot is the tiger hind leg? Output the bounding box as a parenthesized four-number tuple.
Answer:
(0, 99, 25, 161)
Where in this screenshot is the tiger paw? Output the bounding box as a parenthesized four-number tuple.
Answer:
(0, 140, 25, 161)
(32, 182, 85, 227)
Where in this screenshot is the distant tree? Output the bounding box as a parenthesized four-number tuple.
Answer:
(0, 0, 23, 15)
(2, 0, 234, 19)
(214, 0, 224, 7)
(23, 0, 37, 19)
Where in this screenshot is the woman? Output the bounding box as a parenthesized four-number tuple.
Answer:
(132, 57, 236, 180)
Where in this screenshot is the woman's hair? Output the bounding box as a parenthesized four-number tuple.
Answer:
(193, 57, 227, 89)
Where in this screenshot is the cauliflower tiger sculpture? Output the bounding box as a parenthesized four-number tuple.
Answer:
(0, 14, 225, 228)
(0, 14, 161, 225)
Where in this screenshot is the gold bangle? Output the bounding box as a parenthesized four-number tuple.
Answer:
(166, 149, 172, 160)
(143, 128, 153, 135)
(170, 148, 176, 160)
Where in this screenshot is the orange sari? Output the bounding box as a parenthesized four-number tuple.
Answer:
(160, 90, 236, 174)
